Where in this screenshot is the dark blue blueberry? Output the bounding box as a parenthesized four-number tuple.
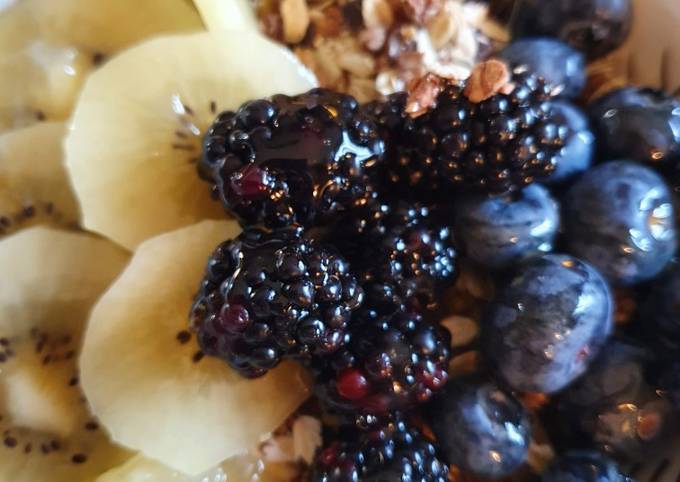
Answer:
(544, 101, 595, 183)
(588, 88, 680, 174)
(564, 161, 677, 286)
(453, 184, 560, 270)
(640, 263, 680, 351)
(483, 254, 613, 393)
(542, 451, 634, 482)
(498, 39, 586, 98)
(555, 339, 676, 461)
(429, 374, 530, 478)
(509, 0, 632, 59)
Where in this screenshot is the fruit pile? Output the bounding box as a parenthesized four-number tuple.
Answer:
(1, 0, 680, 481)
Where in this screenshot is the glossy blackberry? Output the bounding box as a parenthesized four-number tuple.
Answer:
(366, 72, 569, 196)
(312, 419, 449, 482)
(311, 312, 451, 416)
(330, 198, 457, 317)
(200, 88, 384, 228)
(190, 227, 363, 378)
(361, 94, 440, 202)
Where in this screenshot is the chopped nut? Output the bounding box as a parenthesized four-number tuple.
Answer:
(401, 0, 443, 26)
(440, 315, 479, 347)
(260, 12, 284, 41)
(362, 0, 395, 29)
(405, 72, 444, 117)
(260, 434, 296, 463)
(448, 350, 479, 377)
(427, 1, 462, 48)
(463, 59, 512, 103)
(348, 76, 380, 102)
(337, 51, 376, 78)
(360, 26, 388, 51)
(292, 415, 322, 464)
(311, 5, 344, 38)
(280, 0, 311, 44)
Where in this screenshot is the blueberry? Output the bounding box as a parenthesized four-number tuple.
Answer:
(640, 263, 680, 351)
(542, 451, 634, 482)
(588, 88, 680, 174)
(555, 339, 676, 461)
(453, 184, 560, 270)
(483, 254, 613, 394)
(509, 0, 632, 59)
(429, 374, 530, 478)
(544, 101, 595, 183)
(498, 39, 586, 98)
(564, 161, 677, 286)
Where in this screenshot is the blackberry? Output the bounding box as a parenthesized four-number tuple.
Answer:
(312, 419, 449, 482)
(200, 88, 384, 228)
(361, 94, 437, 202)
(190, 227, 364, 378)
(311, 312, 451, 416)
(330, 198, 457, 317)
(366, 71, 569, 196)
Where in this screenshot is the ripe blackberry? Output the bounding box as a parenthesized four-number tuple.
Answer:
(190, 227, 363, 378)
(312, 418, 449, 482)
(331, 198, 457, 317)
(200, 88, 384, 228)
(311, 312, 451, 416)
(361, 94, 438, 202)
(366, 71, 569, 196)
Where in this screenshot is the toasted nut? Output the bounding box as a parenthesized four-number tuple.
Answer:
(405, 72, 444, 117)
(401, 0, 443, 25)
(463, 59, 511, 102)
(360, 26, 388, 51)
(362, 0, 395, 29)
(312, 6, 344, 38)
(427, 1, 462, 48)
(280, 0, 310, 44)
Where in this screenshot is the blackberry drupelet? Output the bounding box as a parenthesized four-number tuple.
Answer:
(361, 94, 440, 202)
(190, 227, 364, 378)
(311, 312, 451, 416)
(365, 71, 570, 196)
(200, 88, 384, 228)
(312, 418, 449, 482)
(331, 198, 457, 317)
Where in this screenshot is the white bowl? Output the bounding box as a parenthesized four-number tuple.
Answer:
(609, 0, 680, 94)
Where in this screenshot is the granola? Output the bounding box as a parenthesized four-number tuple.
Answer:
(256, 0, 508, 101)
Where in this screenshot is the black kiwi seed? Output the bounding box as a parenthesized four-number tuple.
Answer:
(22, 206, 35, 218)
(84, 421, 98, 431)
(176, 330, 191, 344)
(68, 376, 79, 387)
(192, 351, 204, 363)
(4, 437, 17, 448)
(71, 453, 88, 464)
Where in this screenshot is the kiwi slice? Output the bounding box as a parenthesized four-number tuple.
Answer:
(80, 220, 311, 475)
(0, 226, 131, 481)
(97, 453, 297, 482)
(65, 31, 316, 250)
(0, 0, 202, 130)
(0, 122, 80, 237)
